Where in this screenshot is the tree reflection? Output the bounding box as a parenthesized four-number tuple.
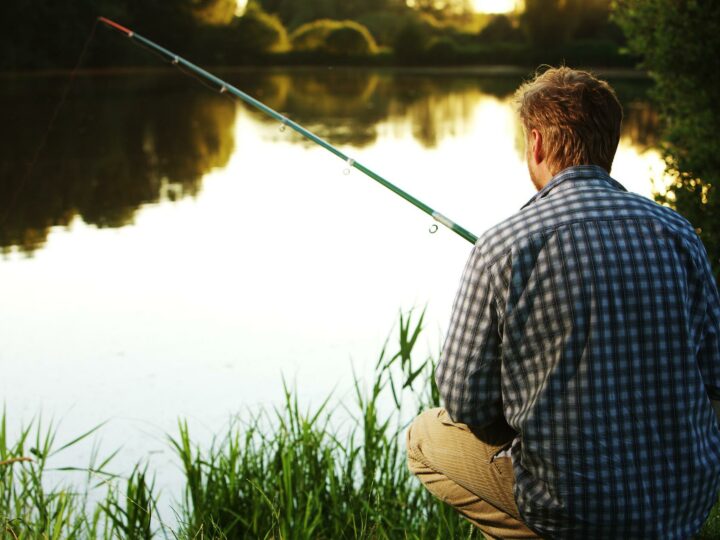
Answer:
(0, 73, 235, 255)
(226, 69, 384, 146)
(1, 70, 658, 256)
(229, 71, 520, 149)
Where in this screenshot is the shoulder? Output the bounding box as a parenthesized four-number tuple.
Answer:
(475, 184, 701, 265)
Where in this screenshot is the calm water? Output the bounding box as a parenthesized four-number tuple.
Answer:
(0, 68, 664, 490)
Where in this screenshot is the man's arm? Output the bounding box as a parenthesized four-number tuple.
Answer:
(435, 245, 504, 427)
(695, 241, 720, 416)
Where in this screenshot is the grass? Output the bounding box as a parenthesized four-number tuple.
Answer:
(168, 310, 479, 540)
(1, 310, 719, 538)
(0, 413, 157, 539)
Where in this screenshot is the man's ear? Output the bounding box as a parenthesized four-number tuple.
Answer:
(531, 128, 544, 165)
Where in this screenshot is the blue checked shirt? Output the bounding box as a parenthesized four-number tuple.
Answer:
(436, 165, 720, 539)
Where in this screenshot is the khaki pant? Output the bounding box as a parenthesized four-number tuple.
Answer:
(407, 408, 540, 540)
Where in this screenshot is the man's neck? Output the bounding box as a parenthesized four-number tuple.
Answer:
(530, 166, 554, 191)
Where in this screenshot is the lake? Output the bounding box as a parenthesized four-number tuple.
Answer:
(0, 67, 665, 494)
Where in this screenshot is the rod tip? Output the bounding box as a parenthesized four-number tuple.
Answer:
(98, 16, 133, 37)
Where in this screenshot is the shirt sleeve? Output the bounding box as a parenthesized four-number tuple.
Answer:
(697, 245, 720, 400)
(435, 244, 504, 426)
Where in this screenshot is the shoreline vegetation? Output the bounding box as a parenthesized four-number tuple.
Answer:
(2, 312, 719, 539)
(6, 0, 717, 275)
(0, 44, 639, 77)
(0, 65, 650, 81)
(3, 2, 635, 74)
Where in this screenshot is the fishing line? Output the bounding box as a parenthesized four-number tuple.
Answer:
(1, 19, 100, 229)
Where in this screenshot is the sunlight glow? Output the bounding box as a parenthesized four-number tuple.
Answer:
(235, 0, 517, 16)
(471, 0, 518, 13)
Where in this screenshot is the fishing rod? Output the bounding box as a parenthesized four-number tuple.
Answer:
(97, 16, 478, 245)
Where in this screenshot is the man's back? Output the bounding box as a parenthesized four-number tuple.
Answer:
(409, 68, 720, 540)
(456, 165, 720, 538)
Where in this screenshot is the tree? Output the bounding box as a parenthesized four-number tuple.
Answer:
(325, 23, 378, 55)
(256, 0, 406, 28)
(520, 0, 583, 47)
(571, 0, 614, 40)
(230, 4, 289, 54)
(290, 19, 377, 55)
(192, 0, 237, 25)
(253, 0, 339, 29)
(614, 0, 720, 279)
(393, 21, 433, 63)
(477, 14, 523, 43)
(407, 0, 473, 18)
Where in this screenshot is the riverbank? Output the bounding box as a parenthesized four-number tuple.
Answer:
(1, 36, 640, 78)
(2, 314, 719, 539)
(0, 313, 477, 539)
(0, 64, 649, 81)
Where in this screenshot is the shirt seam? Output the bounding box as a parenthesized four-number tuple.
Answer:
(480, 214, 694, 272)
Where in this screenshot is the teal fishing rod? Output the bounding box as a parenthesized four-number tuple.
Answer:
(98, 16, 478, 244)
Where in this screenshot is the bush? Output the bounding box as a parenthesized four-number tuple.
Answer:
(426, 37, 460, 63)
(477, 14, 524, 43)
(520, 0, 580, 47)
(231, 5, 289, 54)
(290, 19, 378, 56)
(325, 23, 378, 55)
(393, 21, 433, 63)
(358, 10, 438, 47)
(615, 0, 720, 279)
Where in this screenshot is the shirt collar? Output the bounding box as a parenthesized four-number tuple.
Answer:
(521, 165, 627, 209)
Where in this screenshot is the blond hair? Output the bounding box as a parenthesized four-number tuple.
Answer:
(516, 67, 623, 174)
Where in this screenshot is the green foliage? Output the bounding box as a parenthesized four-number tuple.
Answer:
(614, 0, 720, 279)
(0, 413, 154, 539)
(393, 21, 434, 63)
(699, 500, 720, 539)
(426, 37, 461, 63)
(100, 465, 159, 540)
(477, 14, 524, 43)
(325, 23, 379, 55)
(408, 0, 474, 20)
(231, 4, 289, 54)
(356, 11, 405, 47)
(520, 0, 582, 46)
(571, 0, 623, 43)
(192, 0, 237, 25)
(256, 0, 406, 30)
(0, 0, 631, 70)
(290, 19, 335, 51)
(170, 309, 475, 539)
(2, 313, 720, 537)
(520, 0, 619, 47)
(290, 20, 378, 56)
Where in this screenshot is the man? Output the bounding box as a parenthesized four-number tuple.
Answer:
(407, 67, 720, 539)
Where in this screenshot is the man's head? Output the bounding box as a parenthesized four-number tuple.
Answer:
(515, 67, 623, 190)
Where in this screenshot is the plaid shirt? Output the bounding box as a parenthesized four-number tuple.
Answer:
(436, 165, 720, 539)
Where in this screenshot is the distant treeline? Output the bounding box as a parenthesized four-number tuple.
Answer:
(1, 0, 634, 70)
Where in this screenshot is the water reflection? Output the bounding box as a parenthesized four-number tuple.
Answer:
(1, 70, 659, 255)
(0, 74, 234, 254)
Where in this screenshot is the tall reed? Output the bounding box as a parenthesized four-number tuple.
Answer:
(2, 310, 718, 538)
(0, 413, 160, 539)
(170, 309, 479, 539)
